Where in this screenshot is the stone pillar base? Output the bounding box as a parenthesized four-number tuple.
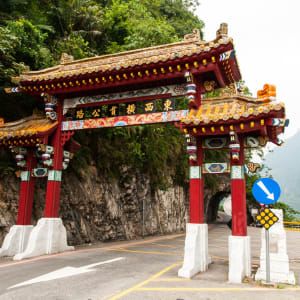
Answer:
(255, 253, 296, 285)
(228, 235, 251, 283)
(0, 225, 33, 257)
(13, 218, 74, 260)
(178, 223, 211, 278)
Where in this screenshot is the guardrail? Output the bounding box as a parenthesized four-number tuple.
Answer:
(283, 221, 300, 231)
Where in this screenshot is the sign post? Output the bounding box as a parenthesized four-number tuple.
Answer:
(252, 178, 281, 284)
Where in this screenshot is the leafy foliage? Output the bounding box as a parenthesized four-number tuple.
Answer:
(0, 0, 203, 190)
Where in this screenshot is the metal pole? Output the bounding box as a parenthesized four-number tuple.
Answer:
(142, 198, 145, 239)
(265, 227, 270, 283)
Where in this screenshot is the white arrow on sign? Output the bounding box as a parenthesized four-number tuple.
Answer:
(8, 257, 124, 289)
(257, 180, 274, 200)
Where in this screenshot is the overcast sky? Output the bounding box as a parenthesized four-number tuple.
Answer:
(197, 0, 300, 139)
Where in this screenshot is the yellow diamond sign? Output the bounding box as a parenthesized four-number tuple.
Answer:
(256, 207, 279, 229)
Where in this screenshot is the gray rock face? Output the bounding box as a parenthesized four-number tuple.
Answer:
(0, 166, 189, 246)
(0, 165, 231, 246)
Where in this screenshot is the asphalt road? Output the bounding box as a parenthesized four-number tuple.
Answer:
(0, 224, 300, 300)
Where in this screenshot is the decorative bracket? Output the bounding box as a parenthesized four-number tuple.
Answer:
(61, 130, 74, 146)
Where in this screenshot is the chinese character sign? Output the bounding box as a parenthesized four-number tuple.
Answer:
(143, 100, 156, 113)
(126, 103, 137, 115)
(108, 104, 119, 117)
(162, 98, 175, 111)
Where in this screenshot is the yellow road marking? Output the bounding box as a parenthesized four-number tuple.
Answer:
(150, 242, 178, 249)
(109, 248, 182, 256)
(108, 262, 182, 300)
(136, 287, 300, 291)
(152, 277, 189, 282)
(209, 243, 227, 249)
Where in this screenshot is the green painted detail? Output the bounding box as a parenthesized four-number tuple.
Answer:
(231, 165, 244, 179)
(48, 170, 62, 181)
(190, 166, 201, 179)
(20, 171, 30, 181)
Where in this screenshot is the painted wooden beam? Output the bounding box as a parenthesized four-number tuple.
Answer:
(62, 110, 189, 131)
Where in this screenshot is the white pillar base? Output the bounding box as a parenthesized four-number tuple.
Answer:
(13, 218, 74, 260)
(0, 225, 33, 257)
(178, 223, 211, 278)
(255, 253, 296, 284)
(228, 235, 251, 283)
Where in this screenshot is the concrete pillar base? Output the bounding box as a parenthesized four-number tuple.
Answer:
(13, 218, 74, 260)
(0, 225, 33, 257)
(255, 253, 296, 284)
(228, 235, 251, 283)
(178, 223, 211, 278)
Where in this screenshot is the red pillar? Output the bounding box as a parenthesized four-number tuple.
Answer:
(230, 138, 247, 236)
(17, 148, 36, 225)
(44, 100, 64, 218)
(189, 138, 204, 224)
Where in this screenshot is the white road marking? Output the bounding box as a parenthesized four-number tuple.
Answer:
(8, 257, 124, 289)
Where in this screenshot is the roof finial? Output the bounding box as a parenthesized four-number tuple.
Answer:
(60, 53, 74, 64)
(216, 23, 228, 39)
(184, 28, 201, 42)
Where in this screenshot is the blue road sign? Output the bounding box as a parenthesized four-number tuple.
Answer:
(252, 178, 281, 205)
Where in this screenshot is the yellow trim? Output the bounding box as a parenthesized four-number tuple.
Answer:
(188, 109, 195, 119)
(108, 248, 182, 256)
(136, 287, 300, 292)
(284, 221, 300, 224)
(195, 106, 203, 119)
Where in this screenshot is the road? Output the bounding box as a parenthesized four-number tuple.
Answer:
(0, 224, 300, 300)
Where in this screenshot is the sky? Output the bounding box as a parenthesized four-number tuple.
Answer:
(196, 0, 300, 139)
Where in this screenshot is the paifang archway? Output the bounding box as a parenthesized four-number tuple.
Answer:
(0, 24, 287, 283)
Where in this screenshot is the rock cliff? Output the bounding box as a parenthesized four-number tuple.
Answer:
(0, 163, 231, 246)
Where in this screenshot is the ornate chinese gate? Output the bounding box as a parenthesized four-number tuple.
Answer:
(0, 24, 287, 283)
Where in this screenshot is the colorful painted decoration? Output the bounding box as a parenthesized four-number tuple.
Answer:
(63, 84, 185, 113)
(258, 136, 269, 147)
(4, 87, 22, 94)
(203, 81, 216, 92)
(246, 162, 261, 173)
(32, 168, 48, 177)
(43, 93, 57, 121)
(203, 163, 230, 174)
(266, 118, 289, 127)
(162, 98, 175, 112)
(143, 100, 156, 113)
(246, 136, 259, 148)
(62, 110, 188, 131)
(229, 131, 240, 161)
(220, 49, 235, 61)
(204, 138, 228, 149)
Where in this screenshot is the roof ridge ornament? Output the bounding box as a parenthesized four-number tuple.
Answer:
(184, 28, 201, 42)
(60, 53, 74, 65)
(216, 23, 228, 39)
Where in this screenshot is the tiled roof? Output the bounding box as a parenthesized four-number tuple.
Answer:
(0, 115, 58, 140)
(181, 95, 285, 125)
(16, 26, 235, 84)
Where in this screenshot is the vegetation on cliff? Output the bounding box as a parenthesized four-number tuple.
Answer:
(0, 0, 203, 190)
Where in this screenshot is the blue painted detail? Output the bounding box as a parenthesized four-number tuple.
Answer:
(285, 119, 290, 127)
(252, 178, 281, 205)
(220, 49, 236, 61)
(113, 121, 127, 127)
